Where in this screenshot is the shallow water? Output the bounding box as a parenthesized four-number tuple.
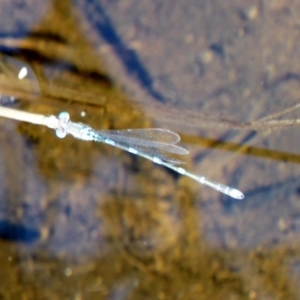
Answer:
(0, 0, 300, 299)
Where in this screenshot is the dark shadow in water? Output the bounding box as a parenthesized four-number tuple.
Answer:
(0, 220, 40, 243)
(0, 46, 113, 87)
(84, 0, 166, 103)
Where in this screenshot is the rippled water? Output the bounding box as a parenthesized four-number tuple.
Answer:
(0, 0, 300, 299)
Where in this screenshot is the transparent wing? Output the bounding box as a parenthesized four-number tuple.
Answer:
(113, 142, 185, 165)
(101, 136, 188, 155)
(96, 130, 188, 155)
(96, 128, 181, 144)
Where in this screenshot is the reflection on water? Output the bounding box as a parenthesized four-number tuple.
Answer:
(0, 0, 300, 299)
(0, 54, 40, 105)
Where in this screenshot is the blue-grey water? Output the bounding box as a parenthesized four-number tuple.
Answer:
(0, 0, 299, 299)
